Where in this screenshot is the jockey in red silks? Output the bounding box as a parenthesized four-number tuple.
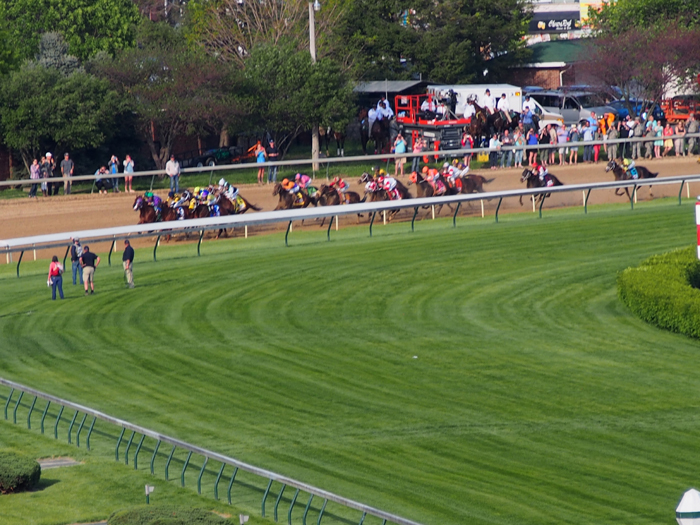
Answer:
(330, 177, 350, 204)
(382, 175, 401, 200)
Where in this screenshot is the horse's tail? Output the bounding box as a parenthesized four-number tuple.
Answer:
(649, 171, 659, 179)
(247, 201, 262, 211)
(482, 177, 495, 184)
(360, 194, 367, 203)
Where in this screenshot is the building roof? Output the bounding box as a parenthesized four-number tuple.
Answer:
(525, 39, 587, 65)
(353, 80, 425, 94)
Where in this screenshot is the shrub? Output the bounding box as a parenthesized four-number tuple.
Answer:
(0, 451, 41, 494)
(108, 506, 233, 525)
(618, 246, 700, 338)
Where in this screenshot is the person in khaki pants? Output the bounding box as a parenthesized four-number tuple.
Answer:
(123, 239, 135, 289)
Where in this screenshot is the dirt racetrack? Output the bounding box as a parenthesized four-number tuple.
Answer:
(2, 156, 699, 263)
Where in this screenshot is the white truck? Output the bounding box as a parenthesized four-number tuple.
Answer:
(427, 84, 564, 129)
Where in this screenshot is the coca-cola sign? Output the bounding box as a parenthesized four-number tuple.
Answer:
(529, 12, 581, 34)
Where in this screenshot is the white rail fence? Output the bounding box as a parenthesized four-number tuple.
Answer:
(1, 133, 698, 189)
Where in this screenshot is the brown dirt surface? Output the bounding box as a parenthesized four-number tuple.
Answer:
(1, 156, 698, 262)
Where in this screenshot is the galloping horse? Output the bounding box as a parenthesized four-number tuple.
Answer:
(451, 174, 494, 194)
(273, 182, 314, 210)
(316, 185, 365, 225)
(605, 159, 658, 199)
(217, 193, 261, 215)
(519, 169, 564, 206)
(408, 172, 456, 218)
(133, 196, 160, 224)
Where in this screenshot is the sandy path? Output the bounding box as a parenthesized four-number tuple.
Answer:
(1, 156, 698, 261)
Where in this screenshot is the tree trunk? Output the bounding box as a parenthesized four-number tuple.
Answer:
(219, 126, 230, 147)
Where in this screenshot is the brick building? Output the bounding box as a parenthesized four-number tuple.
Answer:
(508, 40, 588, 90)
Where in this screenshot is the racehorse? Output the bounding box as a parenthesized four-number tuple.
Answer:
(469, 99, 519, 141)
(321, 126, 346, 157)
(519, 169, 564, 206)
(217, 193, 261, 215)
(359, 108, 370, 155)
(408, 172, 455, 218)
(133, 196, 160, 224)
(605, 159, 658, 199)
(273, 182, 314, 210)
(316, 185, 365, 225)
(449, 174, 494, 194)
(371, 118, 391, 154)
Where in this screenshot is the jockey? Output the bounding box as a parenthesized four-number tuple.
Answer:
(295, 173, 312, 189)
(463, 100, 476, 120)
(496, 94, 512, 124)
(330, 176, 350, 204)
(622, 158, 638, 179)
(531, 162, 552, 185)
(382, 175, 400, 200)
(144, 191, 162, 209)
(482, 89, 495, 115)
(282, 178, 304, 204)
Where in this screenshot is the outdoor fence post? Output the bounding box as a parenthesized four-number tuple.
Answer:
(26, 396, 37, 429)
(411, 207, 418, 232)
(108, 238, 116, 266)
(181, 450, 192, 487)
(327, 215, 334, 242)
(453, 202, 461, 227)
(214, 463, 225, 500)
(538, 193, 547, 218)
(631, 184, 637, 210)
(317, 498, 328, 525)
(150, 440, 161, 475)
(4, 388, 13, 420)
(124, 430, 135, 464)
(369, 212, 376, 237)
(679, 181, 686, 205)
(302, 494, 314, 525)
(197, 230, 204, 256)
(584, 188, 592, 214)
(13, 391, 24, 424)
(274, 484, 287, 521)
(66, 410, 78, 444)
(495, 197, 503, 223)
(54, 406, 64, 439)
(227, 467, 238, 505)
(86, 416, 96, 450)
(288, 488, 300, 525)
(262, 479, 274, 517)
(165, 445, 176, 481)
(115, 427, 125, 460)
(285, 221, 293, 247)
(133, 434, 145, 469)
(75, 413, 87, 447)
(197, 457, 208, 494)
(16, 250, 24, 278)
(62, 245, 70, 269)
(40, 400, 50, 434)
(154, 235, 161, 262)
(358, 512, 367, 525)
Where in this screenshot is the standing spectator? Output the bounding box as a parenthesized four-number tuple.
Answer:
(582, 121, 594, 163)
(393, 133, 407, 176)
(513, 128, 525, 168)
(29, 159, 40, 198)
(95, 166, 111, 194)
(607, 121, 619, 161)
(47, 256, 64, 301)
(70, 238, 84, 286)
(521, 107, 534, 133)
(109, 155, 120, 193)
(644, 120, 655, 159)
(687, 114, 699, 156)
(267, 140, 279, 184)
(255, 143, 266, 185)
(40, 155, 50, 197)
(526, 127, 539, 166)
(675, 120, 686, 156)
(631, 117, 644, 159)
(662, 121, 674, 156)
(123, 239, 135, 289)
(462, 133, 474, 167)
(123, 155, 135, 193)
(557, 124, 568, 165)
(411, 136, 424, 173)
(80, 245, 100, 296)
(60, 153, 75, 195)
(500, 129, 513, 168)
(654, 120, 663, 158)
(568, 124, 580, 165)
(165, 154, 181, 193)
(488, 133, 501, 169)
(548, 124, 557, 164)
(593, 123, 603, 163)
(538, 124, 551, 166)
(46, 153, 59, 196)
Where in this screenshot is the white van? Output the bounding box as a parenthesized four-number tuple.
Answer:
(428, 84, 564, 129)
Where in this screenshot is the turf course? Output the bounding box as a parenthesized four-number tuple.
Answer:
(1, 200, 700, 525)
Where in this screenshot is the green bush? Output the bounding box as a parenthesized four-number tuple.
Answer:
(108, 506, 233, 525)
(0, 451, 41, 494)
(618, 246, 700, 338)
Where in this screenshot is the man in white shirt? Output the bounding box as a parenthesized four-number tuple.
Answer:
(496, 93, 511, 123)
(463, 100, 476, 120)
(523, 95, 536, 113)
(421, 97, 436, 114)
(482, 89, 495, 114)
(368, 107, 377, 128)
(165, 154, 181, 193)
(382, 101, 394, 119)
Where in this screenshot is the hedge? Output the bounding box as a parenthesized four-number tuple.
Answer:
(618, 246, 700, 338)
(0, 451, 41, 494)
(108, 506, 234, 525)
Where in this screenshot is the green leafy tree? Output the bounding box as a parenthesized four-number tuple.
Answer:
(4, 0, 141, 62)
(0, 64, 119, 172)
(96, 21, 243, 168)
(590, 0, 700, 33)
(242, 42, 353, 155)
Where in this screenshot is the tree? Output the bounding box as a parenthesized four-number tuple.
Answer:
(186, 0, 348, 68)
(35, 33, 82, 76)
(336, 0, 532, 82)
(4, 0, 141, 62)
(242, 42, 353, 155)
(0, 64, 119, 172)
(590, 0, 700, 34)
(96, 21, 243, 168)
(580, 22, 700, 116)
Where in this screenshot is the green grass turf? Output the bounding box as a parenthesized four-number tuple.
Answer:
(1, 199, 699, 525)
(0, 421, 269, 525)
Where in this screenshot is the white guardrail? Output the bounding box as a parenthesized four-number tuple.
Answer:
(2, 174, 700, 258)
(0, 133, 698, 189)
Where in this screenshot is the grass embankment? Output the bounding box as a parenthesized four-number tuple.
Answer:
(1, 199, 699, 525)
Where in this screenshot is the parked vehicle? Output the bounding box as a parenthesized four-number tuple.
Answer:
(178, 146, 252, 169)
(608, 99, 665, 121)
(527, 90, 618, 125)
